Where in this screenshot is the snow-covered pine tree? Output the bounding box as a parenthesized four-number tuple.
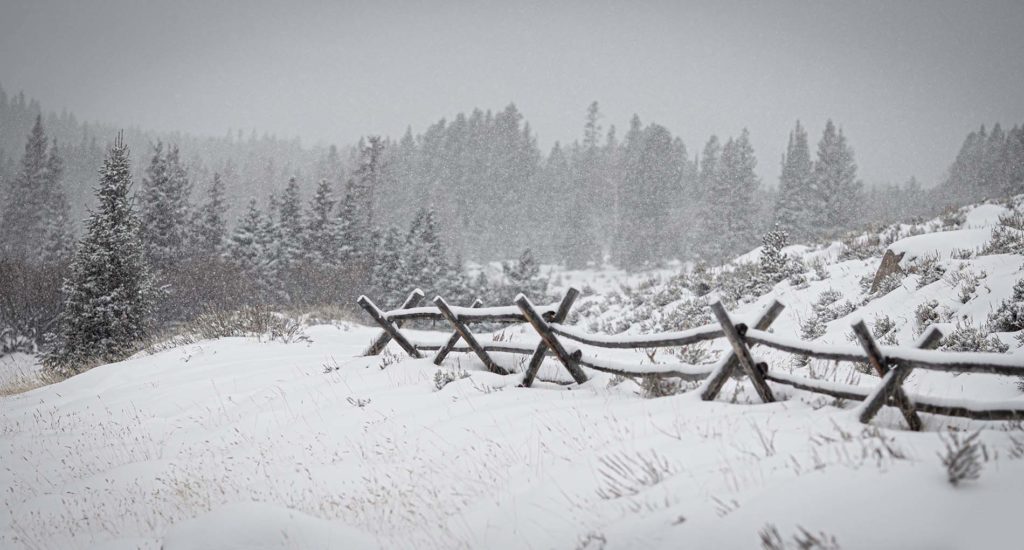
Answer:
(277, 176, 305, 270)
(192, 172, 228, 256)
(1, 115, 49, 260)
(226, 199, 276, 303)
(499, 248, 547, 303)
(698, 131, 760, 262)
(140, 142, 193, 271)
(44, 134, 156, 376)
(40, 139, 75, 264)
(402, 207, 455, 298)
(370, 226, 408, 303)
(758, 227, 797, 291)
(305, 178, 340, 267)
(774, 121, 814, 241)
(811, 120, 862, 236)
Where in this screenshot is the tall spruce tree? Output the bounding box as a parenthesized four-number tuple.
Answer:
(1, 115, 49, 260)
(277, 176, 305, 268)
(305, 178, 340, 267)
(226, 199, 276, 302)
(45, 134, 155, 376)
(774, 121, 814, 241)
(40, 139, 75, 263)
(811, 120, 861, 236)
(699, 130, 760, 262)
(192, 172, 228, 256)
(140, 142, 192, 271)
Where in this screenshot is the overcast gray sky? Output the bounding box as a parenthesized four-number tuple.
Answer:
(2, 0, 1023, 186)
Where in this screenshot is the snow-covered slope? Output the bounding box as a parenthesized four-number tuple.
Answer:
(2, 199, 1023, 549)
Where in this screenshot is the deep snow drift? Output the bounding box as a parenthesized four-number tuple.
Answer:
(2, 199, 1023, 549)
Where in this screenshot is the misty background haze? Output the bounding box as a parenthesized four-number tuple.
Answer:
(3, 0, 1023, 186)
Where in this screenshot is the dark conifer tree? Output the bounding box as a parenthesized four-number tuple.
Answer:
(45, 134, 155, 375)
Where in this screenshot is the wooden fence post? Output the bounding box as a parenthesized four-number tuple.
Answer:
(434, 296, 509, 375)
(521, 288, 580, 387)
(701, 300, 784, 401)
(857, 325, 943, 430)
(362, 289, 424, 356)
(357, 294, 423, 358)
(515, 294, 588, 384)
(433, 298, 483, 365)
(851, 319, 921, 430)
(710, 301, 775, 403)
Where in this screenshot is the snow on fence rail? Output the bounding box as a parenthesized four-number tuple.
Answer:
(357, 287, 1024, 430)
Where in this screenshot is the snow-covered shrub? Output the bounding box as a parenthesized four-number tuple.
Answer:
(662, 299, 712, 331)
(938, 430, 983, 487)
(869, 272, 905, 298)
(950, 248, 975, 260)
(640, 376, 683, 398)
(800, 314, 826, 341)
(907, 254, 946, 289)
(668, 342, 716, 365)
(987, 278, 1024, 332)
(0, 328, 37, 356)
(914, 300, 942, 335)
(980, 225, 1024, 256)
(939, 207, 967, 230)
(872, 315, 899, 345)
(838, 233, 884, 261)
(939, 323, 1009, 353)
(433, 366, 469, 391)
(805, 257, 830, 281)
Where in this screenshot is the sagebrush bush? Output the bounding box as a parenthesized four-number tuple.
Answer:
(433, 366, 469, 390)
(907, 254, 946, 289)
(987, 278, 1024, 332)
(939, 323, 1009, 353)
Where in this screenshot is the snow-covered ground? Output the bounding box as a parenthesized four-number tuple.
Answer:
(2, 199, 1023, 549)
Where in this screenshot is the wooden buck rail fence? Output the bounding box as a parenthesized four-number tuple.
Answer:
(357, 287, 1024, 430)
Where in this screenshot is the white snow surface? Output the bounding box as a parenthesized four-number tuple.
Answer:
(3, 199, 1024, 549)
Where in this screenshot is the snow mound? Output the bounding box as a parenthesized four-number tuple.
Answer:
(161, 501, 377, 550)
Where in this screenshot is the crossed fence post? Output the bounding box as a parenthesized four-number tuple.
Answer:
(515, 292, 588, 385)
(358, 290, 424, 358)
(855, 324, 943, 430)
(700, 300, 785, 402)
(433, 296, 509, 375)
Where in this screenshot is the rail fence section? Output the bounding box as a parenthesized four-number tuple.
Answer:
(357, 288, 1024, 430)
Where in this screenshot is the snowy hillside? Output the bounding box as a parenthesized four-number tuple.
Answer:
(2, 199, 1024, 549)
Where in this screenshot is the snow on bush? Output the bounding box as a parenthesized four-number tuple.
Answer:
(938, 322, 1009, 353)
(987, 278, 1024, 332)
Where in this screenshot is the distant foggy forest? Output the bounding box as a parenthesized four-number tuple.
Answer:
(1, 82, 1023, 372)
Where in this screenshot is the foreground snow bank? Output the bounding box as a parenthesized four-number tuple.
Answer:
(162, 501, 376, 550)
(2, 320, 1023, 549)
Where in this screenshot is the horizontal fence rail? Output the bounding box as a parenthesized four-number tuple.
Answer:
(357, 287, 1024, 430)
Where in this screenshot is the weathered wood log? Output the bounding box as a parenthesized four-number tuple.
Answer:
(743, 330, 1021, 376)
(357, 295, 423, 358)
(433, 298, 483, 365)
(710, 301, 775, 403)
(362, 289, 424, 356)
(851, 319, 921, 430)
(548, 324, 724, 349)
(764, 372, 869, 401)
(522, 288, 580, 387)
(515, 294, 588, 384)
(700, 300, 784, 401)
(433, 296, 509, 375)
(857, 326, 943, 428)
